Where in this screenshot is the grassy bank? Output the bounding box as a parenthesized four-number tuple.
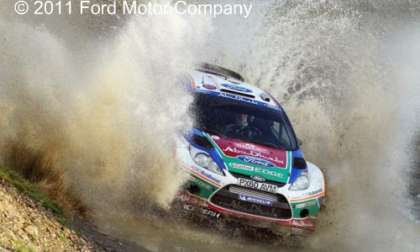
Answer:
(0, 166, 66, 224)
(0, 165, 104, 251)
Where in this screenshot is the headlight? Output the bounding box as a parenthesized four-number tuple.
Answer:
(190, 147, 224, 176)
(194, 153, 211, 167)
(289, 172, 309, 191)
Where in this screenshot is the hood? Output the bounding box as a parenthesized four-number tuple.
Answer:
(208, 135, 292, 183)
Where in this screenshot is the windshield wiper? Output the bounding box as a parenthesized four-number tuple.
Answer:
(249, 140, 284, 150)
(201, 127, 222, 137)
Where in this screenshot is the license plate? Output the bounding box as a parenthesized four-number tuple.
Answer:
(238, 178, 278, 193)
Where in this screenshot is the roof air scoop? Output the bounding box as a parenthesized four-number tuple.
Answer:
(197, 63, 245, 82)
(260, 93, 271, 102)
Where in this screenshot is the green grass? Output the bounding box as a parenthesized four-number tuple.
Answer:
(12, 240, 37, 252)
(0, 166, 66, 224)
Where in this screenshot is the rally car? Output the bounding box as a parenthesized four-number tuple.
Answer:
(174, 64, 325, 234)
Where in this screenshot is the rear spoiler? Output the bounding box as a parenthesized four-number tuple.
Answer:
(196, 63, 245, 82)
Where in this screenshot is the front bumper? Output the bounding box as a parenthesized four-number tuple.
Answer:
(176, 187, 317, 233)
(175, 145, 325, 233)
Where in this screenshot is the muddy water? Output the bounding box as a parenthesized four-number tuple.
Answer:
(1, 1, 420, 252)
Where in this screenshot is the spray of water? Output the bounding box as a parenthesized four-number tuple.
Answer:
(0, 0, 211, 222)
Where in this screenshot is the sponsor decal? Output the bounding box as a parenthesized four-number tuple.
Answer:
(205, 91, 280, 110)
(238, 155, 276, 168)
(218, 92, 258, 105)
(200, 170, 221, 184)
(201, 208, 221, 218)
(233, 142, 267, 152)
(239, 195, 273, 206)
(212, 137, 287, 168)
(231, 162, 254, 171)
(254, 167, 285, 178)
(190, 165, 221, 184)
(223, 146, 285, 167)
(230, 162, 285, 179)
(221, 83, 252, 93)
(183, 204, 221, 218)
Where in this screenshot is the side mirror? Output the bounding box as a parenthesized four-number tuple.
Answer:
(298, 138, 303, 146)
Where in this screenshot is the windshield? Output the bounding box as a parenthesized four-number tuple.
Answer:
(191, 93, 298, 150)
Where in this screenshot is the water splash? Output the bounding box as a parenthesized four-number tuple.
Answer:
(0, 0, 210, 219)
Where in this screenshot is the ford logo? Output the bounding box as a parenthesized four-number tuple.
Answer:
(237, 155, 275, 168)
(250, 175, 266, 182)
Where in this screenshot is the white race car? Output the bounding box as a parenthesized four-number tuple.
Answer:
(175, 64, 325, 233)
